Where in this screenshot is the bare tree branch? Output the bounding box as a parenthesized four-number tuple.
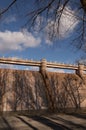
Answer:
(0, 0, 86, 50)
(0, 0, 17, 16)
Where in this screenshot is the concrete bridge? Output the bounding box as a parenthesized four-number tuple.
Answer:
(0, 58, 85, 76)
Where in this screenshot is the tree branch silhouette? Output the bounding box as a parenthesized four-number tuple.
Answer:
(0, 0, 86, 50)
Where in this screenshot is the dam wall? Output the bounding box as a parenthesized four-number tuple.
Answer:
(0, 68, 86, 112)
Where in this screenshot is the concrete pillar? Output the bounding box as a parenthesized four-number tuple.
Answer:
(40, 59, 47, 72)
(76, 63, 84, 76)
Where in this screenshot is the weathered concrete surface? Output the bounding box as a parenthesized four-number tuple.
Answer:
(0, 68, 86, 112)
(0, 113, 86, 130)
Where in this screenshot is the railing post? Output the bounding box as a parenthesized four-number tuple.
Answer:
(76, 63, 84, 77)
(40, 59, 47, 72)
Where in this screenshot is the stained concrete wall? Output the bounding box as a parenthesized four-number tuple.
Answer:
(0, 68, 86, 112)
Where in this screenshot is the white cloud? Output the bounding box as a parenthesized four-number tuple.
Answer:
(3, 16, 16, 24)
(27, 7, 78, 45)
(45, 39, 52, 45)
(47, 68, 75, 73)
(58, 7, 78, 37)
(45, 6, 78, 44)
(0, 64, 18, 69)
(28, 66, 39, 71)
(47, 68, 65, 73)
(0, 29, 41, 52)
(78, 59, 86, 64)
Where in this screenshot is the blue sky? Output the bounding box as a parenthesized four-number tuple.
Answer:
(0, 0, 85, 68)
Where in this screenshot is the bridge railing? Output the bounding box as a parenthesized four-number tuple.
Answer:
(0, 58, 85, 76)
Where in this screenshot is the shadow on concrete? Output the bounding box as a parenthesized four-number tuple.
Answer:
(1, 114, 86, 130)
(16, 116, 38, 130)
(28, 116, 70, 130)
(1, 117, 12, 130)
(66, 113, 86, 120)
(50, 116, 86, 130)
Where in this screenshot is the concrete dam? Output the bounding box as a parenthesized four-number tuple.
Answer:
(0, 58, 86, 112)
